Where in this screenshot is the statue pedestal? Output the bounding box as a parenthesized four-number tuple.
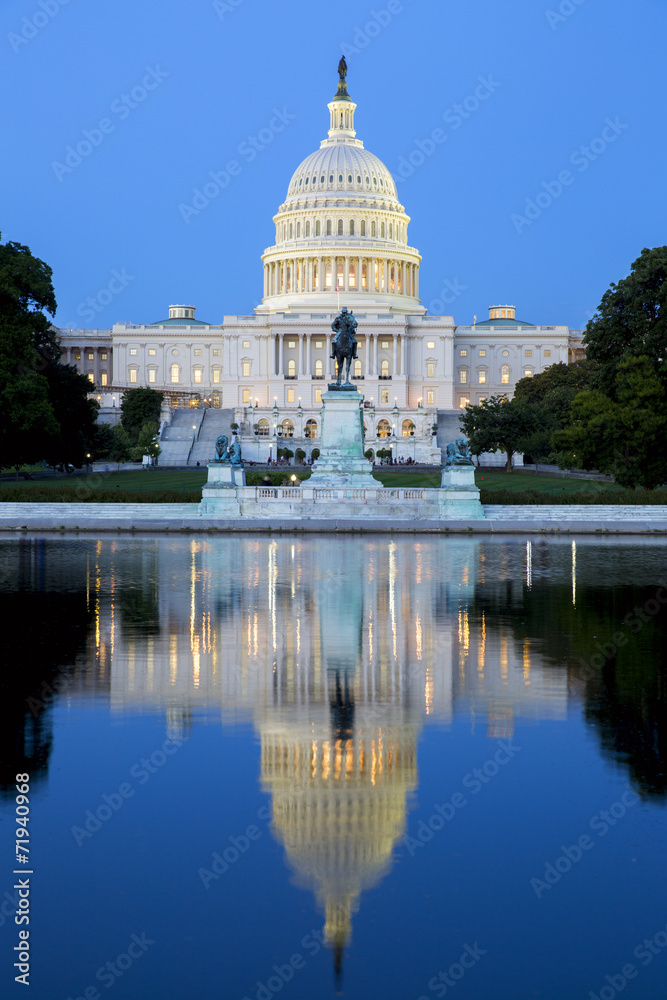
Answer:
(205, 463, 246, 488)
(200, 462, 245, 515)
(309, 389, 380, 487)
(439, 464, 484, 518)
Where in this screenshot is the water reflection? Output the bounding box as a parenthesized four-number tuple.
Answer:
(1, 533, 666, 983)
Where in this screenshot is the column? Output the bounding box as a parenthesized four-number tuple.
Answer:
(278, 334, 284, 376)
(365, 334, 371, 376)
(293, 257, 297, 293)
(326, 334, 332, 378)
(357, 256, 363, 292)
(316, 256, 322, 292)
(414, 266, 419, 298)
(401, 335, 407, 375)
(298, 334, 304, 375)
(392, 334, 398, 376)
(373, 335, 378, 374)
(383, 259, 388, 293)
(344, 255, 350, 293)
(307, 334, 311, 376)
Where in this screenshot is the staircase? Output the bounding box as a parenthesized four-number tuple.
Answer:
(188, 409, 236, 465)
(158, 410, 205, 466)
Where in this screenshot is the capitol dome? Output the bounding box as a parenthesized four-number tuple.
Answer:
(256, 63, 424, 315)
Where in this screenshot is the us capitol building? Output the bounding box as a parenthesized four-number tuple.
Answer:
(56, 62, 584, 464)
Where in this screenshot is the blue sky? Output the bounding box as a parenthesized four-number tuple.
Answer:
(1, 0, 665, 330)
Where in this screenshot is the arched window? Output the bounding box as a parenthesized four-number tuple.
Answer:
(402, 420, 415, 437)
(170, 364, 179, 384)
(193, 367, 202, 384)
(362, 262, 368, 289)
(337, 219, 343, 236)
(305, 419, 317, 439)
(325, 260, 332, 289)
(336, 258, 344, 289)
(389, 223, 393, 239)
(354, 358, 362, 377)
(349, 262, 356, 288)
(289, 223, 293, 239)
(326, 219, 332, 236)
(305, 221, 310, 237)
(281, 419, 294, 437)
(523, 367, 533, 378)
(296, 221, 301, 238)
(286, 266, 291, 292)
(316, 220, 321, 236)
(313, 261, 318, 288)
(381, 222, 385, 238)
(349, 220, 355, 236)
(315, 359, 323, 377)
(377, 419, 391, 438)
(360, 220, 366, 237)
(257, 419, 270, 436)
(287, 359, 296, 377)
(371, 221, 376, 237)
(381, 359, 389, 377)
(501, 364, 510, 385)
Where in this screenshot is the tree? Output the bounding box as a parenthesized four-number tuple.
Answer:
(459, 395, 537, 472)
(295, 448, 306, 464)
(0, 236, 59, 470)
(555, 356, 667, 489)
(42, 362, 99, 469)
(108, 425, 132, 470)
(130, 421, 161, 463)
(91, 423, 116, 461)
(513, 360, 599, 419)
(120, 387, 163, 443)
(583, 246, 667, 390)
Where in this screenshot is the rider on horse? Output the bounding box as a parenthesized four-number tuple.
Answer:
(330, 307, 358, 359)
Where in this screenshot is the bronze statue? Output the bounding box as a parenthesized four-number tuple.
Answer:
(229, 436, 243, 466)
(213, 432, 243, 467)
(330, 307, 358, 387)
(444, 437, 474, 467)
(337, 55, 347, 81)
(214, 434, 230, 463)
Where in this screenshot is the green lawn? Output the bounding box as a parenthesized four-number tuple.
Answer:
(1, 467, 614, 494)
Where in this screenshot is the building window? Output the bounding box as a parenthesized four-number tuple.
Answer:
(381, 359, 389, 376)
(101, 352, 108, 360)
(243, 362, 251, 377)
(325, 260, 332, 289)
(427, 341, 435, 349)
(129, 348, 137, 356)
(213, 369, 220, 383)
(305, 419, 317, 439)
(289, 223, 293, 239)
(525, 350, 532, 357)
(316, 220, 321, 236)
(315, 359, 323, 377)
(349, 220, 354, 236)
(242, 389, 250, 403)
(501, 364, 510, 385)
(502, 350, 509, 357)
(314, 340, 323, 349)
(371, 221, 376, 237)
(381, 222, 385, 238)
(213, 349, 220, 356)
(170, 364, 179, 383)
(194, 368, 202, 384)
(459, 395, 470, 408)
(354, 358, 362, 376)
(87, 371, 94, 383)
(381, 388, 389, 403)
(349, 262, 356, 288)
(459, 369, 468, 384)
(148, 369, 156, 383)
(426, 362, 435, 377)
(287, 340, 296, 348)
(257, 419, 269, 436)
(402, 420, 415, 437)
(460, 349, 467, 356)
(287, 388, 295, 403)
(148, 349, 156, 356)
(287, 359, 296, 377)
(377, 419, 391, 438)
(305, 221, 310, 237)
(427, 389, 435, 405)
(74, 353, 81, 360)
(101, 372, 108, 386)
(129, 369, 137, 383)
(282, 419, 294, 437)
(87, 352, 94, 361)
(479, 349, 486, 357)
(360, 220, 366, 237)
(523, 368, 533, 378)
(544, 350, 551, 357)
(326, 219, 332, 236)
(172, 349, 179, 356)
(296, 222, 301, 238)
(315, 388, 322, 403)
(194, 349, 202, 356)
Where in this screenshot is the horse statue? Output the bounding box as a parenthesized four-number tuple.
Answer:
(330, 307, 358, 387)
(214, 434, 231, 464)
(444, 437, 474, 467)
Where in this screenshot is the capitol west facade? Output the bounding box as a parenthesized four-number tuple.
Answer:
(57, 68, 583, 463)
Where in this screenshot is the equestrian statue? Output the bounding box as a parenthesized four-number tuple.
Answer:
(330, 307, 358, 387)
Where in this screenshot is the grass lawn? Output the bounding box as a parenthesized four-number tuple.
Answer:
(1, 467, 615, 494)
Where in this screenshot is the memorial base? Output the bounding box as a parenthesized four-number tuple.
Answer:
(308, 388, 380, 488)
(438, 464, 484, 518)
(200, 463, 246, 515)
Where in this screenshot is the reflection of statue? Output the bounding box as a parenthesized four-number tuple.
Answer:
(214, 435, 230, 464)
(330, 307, 358, 387)
(444, 437, 474, 467)
(337, 55, 347, 81)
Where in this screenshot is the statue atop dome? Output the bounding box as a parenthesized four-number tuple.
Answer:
(337, 55, 347, 81)
(335, 55, 351, 101)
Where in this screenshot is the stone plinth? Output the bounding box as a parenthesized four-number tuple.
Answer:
(205, 463, 246, 488)
(200, 462, 245, 515)
(439, 464, 484, 518)
(308, 388, 380, 487)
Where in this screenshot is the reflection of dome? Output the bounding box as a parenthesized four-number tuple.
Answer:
(257, 65, 424, 315)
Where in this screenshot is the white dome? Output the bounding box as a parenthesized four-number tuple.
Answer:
(286, 144, 399, 205)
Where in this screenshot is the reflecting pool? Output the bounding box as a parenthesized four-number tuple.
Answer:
(1, 534, 666, 1000)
